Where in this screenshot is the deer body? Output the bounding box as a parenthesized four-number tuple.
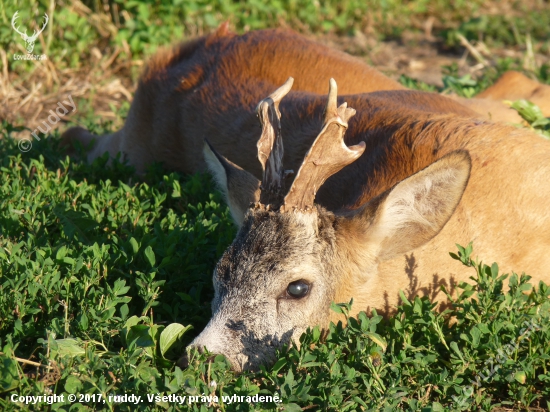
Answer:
(59, 28, 550, 371)
(62, 28, 550, 176)
(190, 81, 550, 370)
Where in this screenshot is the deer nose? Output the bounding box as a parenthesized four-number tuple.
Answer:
(177, 345, 218, 369)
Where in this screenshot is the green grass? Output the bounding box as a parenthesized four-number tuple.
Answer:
(0, 121, 549, 411)
(2, 0, 550, 409)
(2, 0, 549, 75)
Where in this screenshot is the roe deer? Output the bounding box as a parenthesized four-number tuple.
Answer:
(61, 27, 550, 177)
(58, 27, 550, 371)
(186, 78, 550, 371)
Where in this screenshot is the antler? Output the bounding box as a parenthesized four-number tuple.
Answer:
(30, 13, 49, 40)
(11, 11, 48, 41)
(11, 11, 28, 39)
(256, 77, 294, 207)
(282, 78, 366, 212)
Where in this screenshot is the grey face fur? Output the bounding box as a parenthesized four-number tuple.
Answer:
(188, 207, 338, 371)
(188, 147, 471, 371)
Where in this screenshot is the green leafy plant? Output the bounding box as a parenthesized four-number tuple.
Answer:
(509, 99, 550, 139)
(1, 121, 549, 410)
(2, 0, 549, 74)
(2, 3, 550, 406)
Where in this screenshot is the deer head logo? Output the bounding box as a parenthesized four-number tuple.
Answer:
(11, 11, 49, 54)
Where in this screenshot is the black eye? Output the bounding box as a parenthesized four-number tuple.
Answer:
(286, 280, 310, 299)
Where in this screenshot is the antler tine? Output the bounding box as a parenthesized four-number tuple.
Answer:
(282, 78, 366, 212)
(324, 78, 338, 122)
(256, 77, 294, 206)
(36, 13, 49, 36)
(11, 11, 27, 37)
(29, 13, 49, 40)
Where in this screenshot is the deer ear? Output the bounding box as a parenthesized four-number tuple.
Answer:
(346, 150, 471, 262)
(203, 140, 261, 227)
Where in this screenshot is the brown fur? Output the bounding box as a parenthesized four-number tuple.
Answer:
(61, 28, 550, 176)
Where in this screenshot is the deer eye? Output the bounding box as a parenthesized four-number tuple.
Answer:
(286, 280, 310, 299)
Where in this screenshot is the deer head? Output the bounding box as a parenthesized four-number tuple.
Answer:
(188, 79, 472, 371)
(12, 11, 49, 54)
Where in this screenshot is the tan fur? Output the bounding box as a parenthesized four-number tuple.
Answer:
(190, 78, 550, 370)
(208, 105, 550, 324)
(476, 71, 550, 115)
(330, 118, 550, 321)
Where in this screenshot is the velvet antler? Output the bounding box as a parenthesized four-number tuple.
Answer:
(282, 79, 366, 212)
(256, 77, 294, 207)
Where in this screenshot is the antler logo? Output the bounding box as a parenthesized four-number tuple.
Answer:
(11, 11, 49, 54)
